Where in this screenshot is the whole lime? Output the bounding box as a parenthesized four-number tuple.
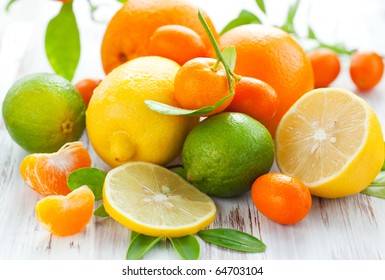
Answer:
(2, 73, 86, 153)
(182, 112, 274, 197)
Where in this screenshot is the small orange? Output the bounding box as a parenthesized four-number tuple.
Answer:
(148, 25, 207, 66)
(20, 142, 92, 196)
(74, 78, 102, 107)
(349, 51, 384, 91)
(251, 173, 312, 225)
(226, 76, 279, 125)
(308, 48, 341, 88)
(35, 186, 95, 236)
(174, 57, 233, 116)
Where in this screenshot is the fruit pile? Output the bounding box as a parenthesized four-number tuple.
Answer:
(2, 0, 384, 257)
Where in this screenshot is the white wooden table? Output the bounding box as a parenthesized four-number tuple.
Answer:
(1, 0, 385, 260)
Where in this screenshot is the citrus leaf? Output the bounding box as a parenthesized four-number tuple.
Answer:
(280, 0, 301, 34)
(255, 0, 266, 14)
(126, 234, 162, 260)
(67, 168, 106, 200)
(5, 0, 19, 11)
(221, 10, 262, 35)
(198, 228, 266, 253)
(361, 186, 385, 199)
(308, 26, 317, 40)
(222, 46, 237, 72)
(130, 231, 140, 244)
(94, 204, 109, 217)
(116, 0, 127, 3)
(45, 1, 80, 81)
(169, 166, 187, 180)
(367, 171, 385, 187)
(169, 235, 200, 260)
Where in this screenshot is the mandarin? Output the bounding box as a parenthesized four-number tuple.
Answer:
(101, 0, 218, 73)
(251, 173, 312, 225)
(74, 78, 102, 108)
(350, 51, 384, 91)
(308, 48, 341, 88)
(220, 24, 314, 136)
(35, 186, 94, 236)
(20, 142, 91, 196)
(174, 57, 233, 116)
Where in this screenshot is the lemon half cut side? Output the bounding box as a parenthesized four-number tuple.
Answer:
(276, 88, 384, 198)
(103, 162, 216, 237)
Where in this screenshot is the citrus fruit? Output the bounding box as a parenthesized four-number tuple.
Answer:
(35, 186, 95, 236)
(86, 56, 198, 167)
(251, 173, 312, 225)
(2, 73, 86, 153)
(220, 24, 314, 135)
(101, 0, 218, 73)
(103, 162, 216, 237)
(74, 78, 102, 107)
(276, 88, 384, 198)
(349, 51, 384, 91)
(182, 112, 275, 197)
(148, 25, 206, 66)
(308, 48, 341, 88)
(226, 76, 279, 125)
(174, 57, 233, 116)
(20, 141, 92, 196)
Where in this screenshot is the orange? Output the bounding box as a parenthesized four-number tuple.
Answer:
(349, 51, 384, 91)
(226, 76, 279, 125)
(35, 186, 94, 236)
(148, 25, 206, 66)
(101, 0, 219, 74)
(74, 78, 102, 108)
(251, 173, 312, 225)
(220, 24, 314, 136)
(174, 57, 233, 116)
(308, 48, 341, 88)
(20, 142, 92, 196)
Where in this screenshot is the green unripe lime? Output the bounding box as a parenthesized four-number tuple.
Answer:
(2, 73, 86, 153)
(182, 112, 274, 197)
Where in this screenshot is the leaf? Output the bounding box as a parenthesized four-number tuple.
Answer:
(307, 26, 317, 40)
(317, 42, 355, 55)
(169, 236, 200, 260)
(222, 46, 237, 72)
(221, 10, 262, 35)
(130, 231, 140, 244)
(281, 0, 301, 34)
(94, 204, 109, 217)
(5, 0, 18, 11)
(255, 0, 266, 14)
(361, 187, 385, 199)
(116, 0, 127, 3)
(126, 234, 162, 260)
(169, 166, 187, 180)
(369, 171, 385, 186)
(198, 228, 266, 253)
(45, 2, 80, 81)
(67, 168, 106, 200)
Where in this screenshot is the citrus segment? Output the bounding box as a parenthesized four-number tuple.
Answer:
(276, 88, 384, 198)
(103, 162, 216, 237)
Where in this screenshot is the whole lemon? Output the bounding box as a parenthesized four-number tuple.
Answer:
(86, 56, 198, 167)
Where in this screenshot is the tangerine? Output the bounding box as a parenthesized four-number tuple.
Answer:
(20, 142, 92, 196)
(308, 48, 341, 88)
(251, 173, 312, 225)
(74, 78, 102, 108)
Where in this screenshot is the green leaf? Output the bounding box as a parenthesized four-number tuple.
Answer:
(222, 46, 237, 72)
(126, 234, 162, 260)
(169, 236, 200, 260)
(130, 231, 140, 244)
(281, 0, 301, 34)
(369, 171, 385, 186)
(116, 0, 127, 3)
(307, 26, 317, 40)
(317, 42, 355, 55)
(361, 187, 385, 199)
(45, 1, 80, 81)
(67, 168, 106, 200)
(255, 0, 266, 14)
(198, 228, 266, 253)
(221, 10, 262, 35)
(94, 204, 109, 217)
(169, 166, 187, 180)
(5, 0, 18, 12)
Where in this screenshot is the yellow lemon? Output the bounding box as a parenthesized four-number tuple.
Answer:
(276, 88, 384, 198)
(103, 162, 216, 237)
(86, 56, 198, 167)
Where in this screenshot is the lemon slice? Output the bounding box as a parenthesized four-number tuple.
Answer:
(276, 88, 384, 198)
(103, 162, 216, 237)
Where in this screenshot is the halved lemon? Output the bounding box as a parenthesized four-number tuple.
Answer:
(276, 88, 384, 198)
(103, 162, 216, 237)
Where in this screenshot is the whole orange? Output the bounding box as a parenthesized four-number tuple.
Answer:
(350, 51, 384, 91)
(220, 24, 314, 136)
(308, 48, 341, 88)
(226, 76, 279, 126)
(251, 173, 312, 225)
(101, 0, 218, 74)
(174, 57, 233, 116)
(74, 78, 102, 108)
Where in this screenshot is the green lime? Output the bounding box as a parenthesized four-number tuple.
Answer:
(182, 112, 274, 197)
(2, 73, 86, 153)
